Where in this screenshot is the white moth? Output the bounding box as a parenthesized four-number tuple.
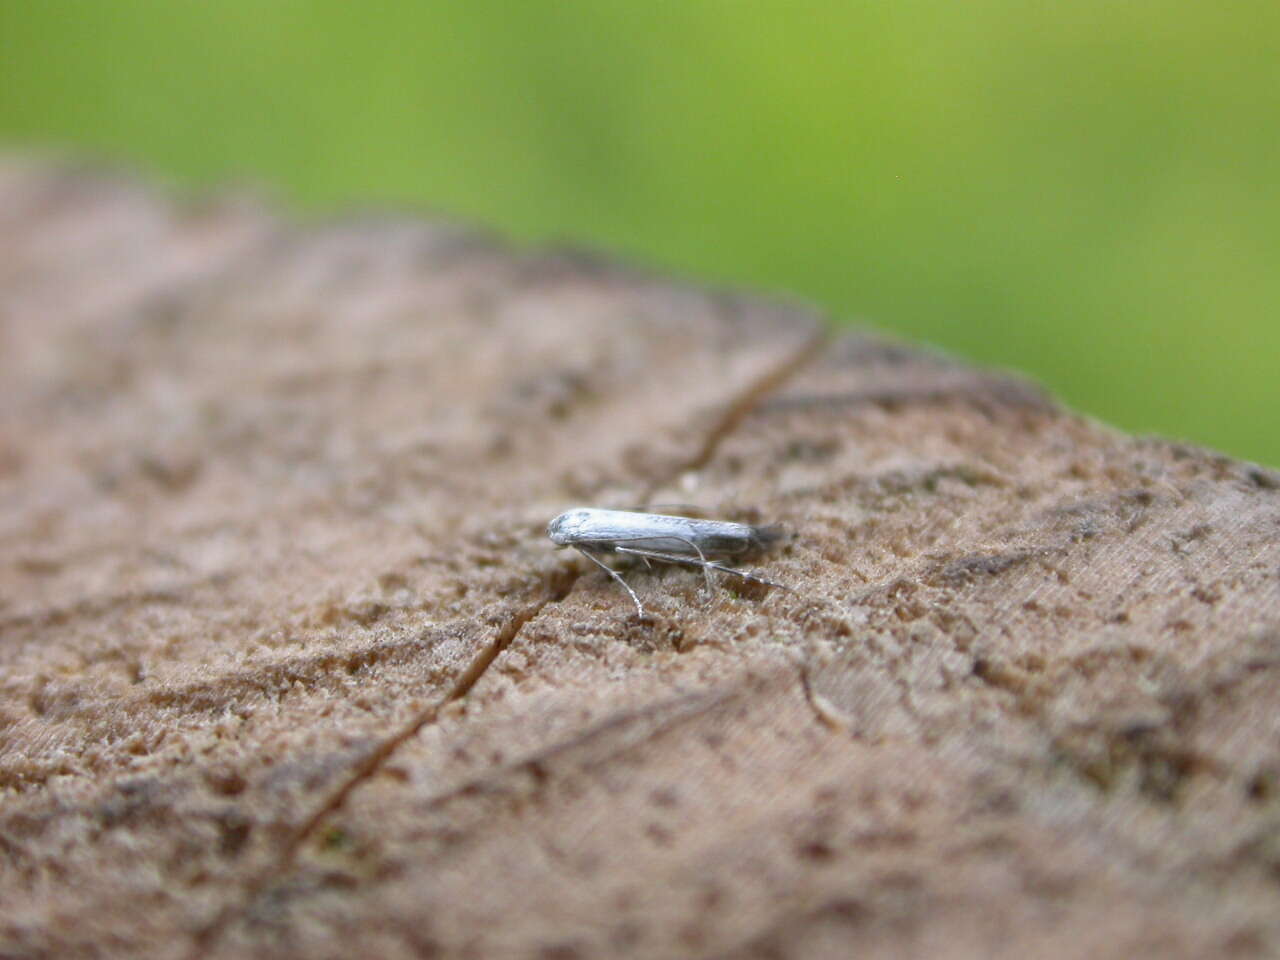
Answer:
(547, 507, 786, 617)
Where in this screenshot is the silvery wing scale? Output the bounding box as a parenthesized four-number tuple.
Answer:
(547, 507, 787, 618)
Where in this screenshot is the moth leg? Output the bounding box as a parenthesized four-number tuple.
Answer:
(614, 547, 790, 592)
(610, 536, 714, 594)
(575, 547, 645, 617)
(672, 535, 716, 595)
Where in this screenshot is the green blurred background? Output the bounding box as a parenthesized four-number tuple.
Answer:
(2, 1, 1276, 464)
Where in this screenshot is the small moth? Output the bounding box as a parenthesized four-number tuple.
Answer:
(547, 507, 787, 617)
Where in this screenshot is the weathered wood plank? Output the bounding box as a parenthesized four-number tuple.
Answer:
(1, 161, 1277, 960)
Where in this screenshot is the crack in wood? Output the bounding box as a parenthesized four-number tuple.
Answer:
(408, 688, 737, 815)
(188, 563, 579, 956)
(797, 662, 851, 732)
(640, 323, 828, 502)
(189, 322, 829, 956)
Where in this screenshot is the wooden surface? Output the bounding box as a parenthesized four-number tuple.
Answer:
(1, 160, 1279, 959)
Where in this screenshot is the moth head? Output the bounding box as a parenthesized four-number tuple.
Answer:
(546, 508, 593, 545)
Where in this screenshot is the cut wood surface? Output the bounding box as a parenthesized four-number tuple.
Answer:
(1, 160, 1279, 960)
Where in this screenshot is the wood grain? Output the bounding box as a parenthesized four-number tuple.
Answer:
(1, 160, 1278, 960)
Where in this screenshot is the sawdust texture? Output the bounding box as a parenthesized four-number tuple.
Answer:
(1, 159, 1278, 960)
